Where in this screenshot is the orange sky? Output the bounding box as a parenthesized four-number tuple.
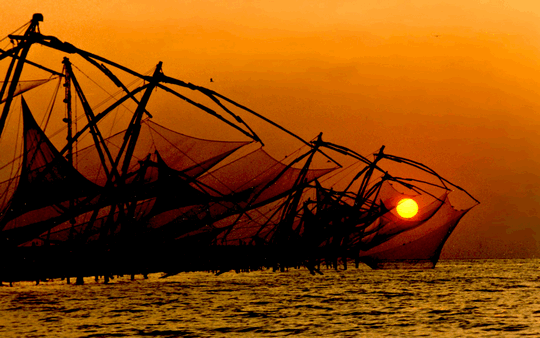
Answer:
(2, 0, 540, 258)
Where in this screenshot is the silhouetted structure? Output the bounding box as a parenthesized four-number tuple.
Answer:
(0, 15, 478, 285)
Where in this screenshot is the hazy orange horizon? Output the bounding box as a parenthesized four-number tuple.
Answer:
(2, 0, 540, 258)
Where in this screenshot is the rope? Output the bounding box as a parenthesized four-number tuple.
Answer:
(41, 76, 62, 132)
(0, 102, 23, 209)
(0, 20, 30, 44)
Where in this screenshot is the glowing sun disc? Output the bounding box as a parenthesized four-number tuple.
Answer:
(396, 198, 418, 218)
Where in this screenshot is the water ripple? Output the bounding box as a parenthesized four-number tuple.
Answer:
(2, 259, 540, 337)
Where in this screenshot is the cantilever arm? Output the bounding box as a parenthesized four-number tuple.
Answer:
(381, 153, 480, 204)
(155, 83, 258, 142)
(160, 75, 342, 167)
(59, 83, 150, 156)
(20, 33, 265, 143)
(317, 140, 479, 205)
(201, 92, 263, 144)
(0, 45, 22, 62)
(78, 54, 152, 118)
(0, 47, 63, 77)
(17, 32, 343, 164)
(12, 33, 153, 81)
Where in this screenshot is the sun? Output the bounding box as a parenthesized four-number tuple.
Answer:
(396, 198, 419, 219)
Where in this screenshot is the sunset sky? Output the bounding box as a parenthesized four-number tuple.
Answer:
(2, 0, 540, 258)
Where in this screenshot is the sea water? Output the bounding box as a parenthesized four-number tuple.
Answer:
(1, 259, 540, 337)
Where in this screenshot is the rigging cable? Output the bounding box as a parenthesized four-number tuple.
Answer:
(0, 101, 22, 210)
(0, 20, 31, 45)
(45, 66, 149, 142)
(318, 159, 365, 186)
(40, 74, 62, 132)
(74, 84, 78, 169)
(72, 63, 153, 114)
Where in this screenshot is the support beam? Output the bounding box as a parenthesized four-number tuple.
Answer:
(0, 48, 63, 77)
(117, 62, 162, 179)
(63, 58, 120, 183)
(0, 14, 42, 138)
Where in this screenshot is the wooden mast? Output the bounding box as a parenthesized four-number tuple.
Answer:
(62, 57, 74, 167)
(118, 62, 162, 179)
(0, 13, 43, 138)
(63, 58, 119, 183)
